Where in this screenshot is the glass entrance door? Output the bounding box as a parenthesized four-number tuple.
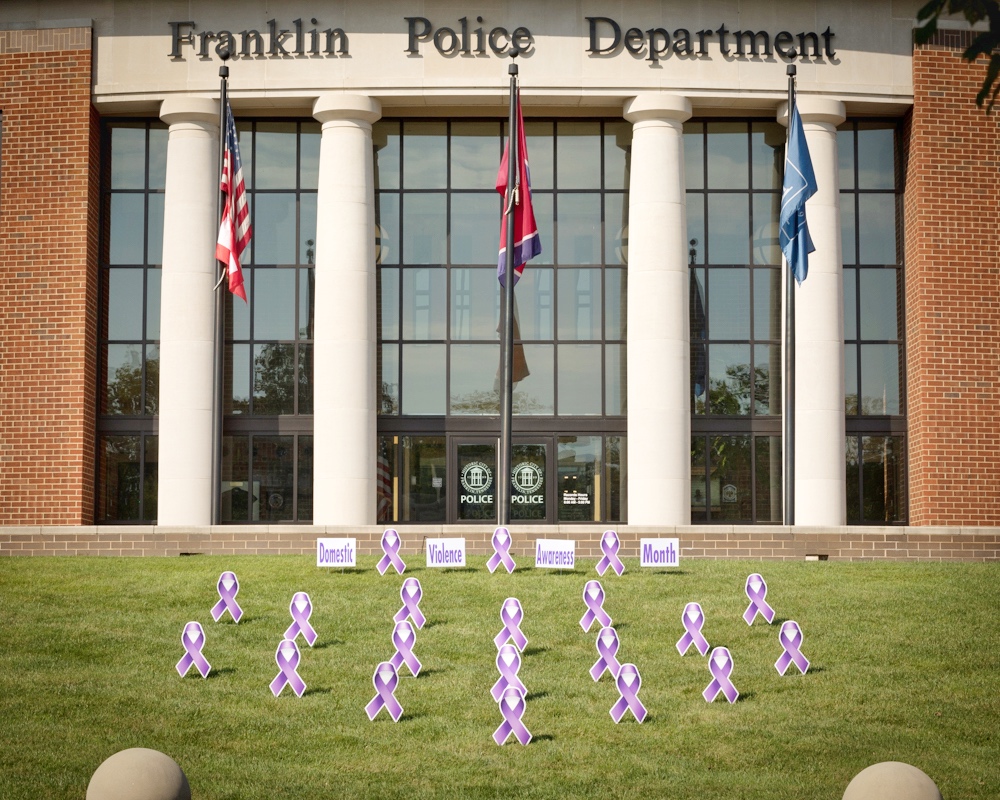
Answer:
(510, 442, 548, 521)
(453, 438, 551, 523)
(455, 440, 497, 522)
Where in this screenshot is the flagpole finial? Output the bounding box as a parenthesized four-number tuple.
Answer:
(509, 61, 518, 75)
(786, 64, 796, 77)
(219, 46, 231, 79)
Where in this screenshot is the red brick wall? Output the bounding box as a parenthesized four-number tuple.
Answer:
(905, 32, 1000, 526)
(0, 27, 98, 525)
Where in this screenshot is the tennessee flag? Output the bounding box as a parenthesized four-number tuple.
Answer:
(496, 90, 541, 286)
(216, 100, 250, 303)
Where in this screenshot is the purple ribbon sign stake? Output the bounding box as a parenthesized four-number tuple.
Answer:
(390, 620, 422, 677)
(580, 580, 612, 632)
(743, 573, 776, 625)
(493, 686, 532, 745)
(492, 644, 527, 701)
(210, 571, 243, 623)
(284, 591, 318, 646)
(394, 577, 426, 629)
(775, 620, 810, 675)
(493, 597, 528, 651)
(176, 621, 211, 678)
(590, 626, 622, 681)
(610, 663, 647, 723)
(270, 638, 307, 697)
(366, 661, 404, 722)
(675, 602, 711, 656)
(487, 526, 516, 574)
(596, 529, 625, 576)
(703, 646, 740, 704)
(376, 528, 407, 575)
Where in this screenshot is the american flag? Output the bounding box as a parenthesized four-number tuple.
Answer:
(377, 451, 393, 523)
(216, 99, 250, 302)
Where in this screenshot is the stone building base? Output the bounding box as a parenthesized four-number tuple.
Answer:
(1, 526, 997, 561)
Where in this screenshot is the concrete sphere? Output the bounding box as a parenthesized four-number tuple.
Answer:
(843, 761, 942, 800)
(87, 748, 191, 800)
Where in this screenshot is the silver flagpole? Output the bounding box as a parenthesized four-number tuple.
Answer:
(783, 64, 796, 527)
(498, 61, 518, 526)
(210, 50, 231, 526)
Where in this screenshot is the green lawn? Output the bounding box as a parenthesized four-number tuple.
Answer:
(1, 556, 997, 799)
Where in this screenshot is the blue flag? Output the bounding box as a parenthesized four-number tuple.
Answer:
(779, 101, 817, 284)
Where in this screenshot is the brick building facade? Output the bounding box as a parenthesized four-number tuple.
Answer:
(1, 5, 999, 559)
(0, 26, 98, 525)
(905, 30, 1000, 526)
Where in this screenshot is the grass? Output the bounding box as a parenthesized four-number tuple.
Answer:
(1, 555, 998, 799)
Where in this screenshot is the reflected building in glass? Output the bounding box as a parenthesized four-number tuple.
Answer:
(8, 1, 993, 530)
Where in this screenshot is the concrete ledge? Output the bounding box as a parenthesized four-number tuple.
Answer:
(1, 525, 998, 561)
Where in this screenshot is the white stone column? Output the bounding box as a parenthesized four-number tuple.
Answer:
(312, 94, 382, 525)
(623, 94, 693, 526)
(157, 97, 220, 526)
(780, 97, 847, 525)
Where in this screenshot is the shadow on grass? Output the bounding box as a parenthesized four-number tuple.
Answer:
(439, 567, 478, 574)
(525, 691, 549, 702)
(205, 667, 236, 679)
(322, 568, 367, 576)
(400, 711, 426, 722)
(615, 715, 652, 724)
(522, 646, 548, 658)
(734, 691, 756, 703)
(646, 569, 689, 576)
(311, 639, 344, 649)
(416, 668, 447, 679)
(220, 616, 261, 625)
(531, 734, 555, 743)
(423, 619, 447, 629)
(798, 664, 824, 674)
(302, 687, 332, 697)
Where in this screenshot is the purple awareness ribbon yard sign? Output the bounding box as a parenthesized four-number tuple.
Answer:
(270, 638, 307, 697)
(743, 573, 776, 625)
(211, 571, 243, 623)
(675, 602, 710, 656)
(176, 621, 211, 678)
(580, 580, 612, 632)
(390, 620, 422, 677)
(703, 646, 739, 704)
(492, 644, 526, 702)
(366, 661, 404, 721)
(394, 577, 426, 629)
(377, 528, 406, 575)
(493, 597, 528, 651)
(595, 529, 625, 576)
(487, 526, 516, 574)
(590, 626, 622, 681)
(284, 591, 318, 646)
(493, 686, 532, 745)
(775, 620, 810, 675)
(610, 663, 647, 723)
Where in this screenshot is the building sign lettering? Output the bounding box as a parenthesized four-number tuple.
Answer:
(168, 16, 836, 64)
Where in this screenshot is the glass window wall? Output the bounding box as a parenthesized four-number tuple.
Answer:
(375, 118, 629, 523)
(685, 121, 784, 522)
(221, 121, 318, 522)
(97, 122, 167, 521)
(840, 121, 906, 522)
